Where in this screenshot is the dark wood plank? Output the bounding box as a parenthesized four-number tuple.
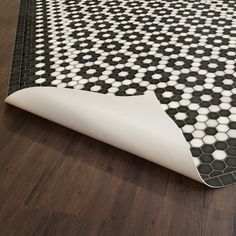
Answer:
(0, 0, 236, 235)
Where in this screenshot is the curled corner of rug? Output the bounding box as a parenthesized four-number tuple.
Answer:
(5, 87, 211, 186)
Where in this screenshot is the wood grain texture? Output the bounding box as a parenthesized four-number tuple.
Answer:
(0, 1, 236, 235)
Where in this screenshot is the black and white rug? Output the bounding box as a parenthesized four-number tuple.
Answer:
(9, 0, 236, 187)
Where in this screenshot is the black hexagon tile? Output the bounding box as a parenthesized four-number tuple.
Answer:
(9, 0, 236, 187)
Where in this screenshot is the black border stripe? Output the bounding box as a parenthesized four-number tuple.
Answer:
(8, 0, 28, 95)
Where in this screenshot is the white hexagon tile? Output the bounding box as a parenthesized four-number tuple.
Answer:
(9, 0, 236, 187)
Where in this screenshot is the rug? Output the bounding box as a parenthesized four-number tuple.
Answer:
(7, 0, 236, 187)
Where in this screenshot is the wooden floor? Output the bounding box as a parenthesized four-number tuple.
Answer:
(1, 1, 236, 235)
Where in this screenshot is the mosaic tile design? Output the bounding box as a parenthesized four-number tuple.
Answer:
(10, 0, 236, 186)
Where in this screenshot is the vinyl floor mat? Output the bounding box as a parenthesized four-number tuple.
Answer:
(8, 0, 236, 187)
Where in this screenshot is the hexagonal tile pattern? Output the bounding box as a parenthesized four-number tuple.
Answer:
(9, 0, 236, 187)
